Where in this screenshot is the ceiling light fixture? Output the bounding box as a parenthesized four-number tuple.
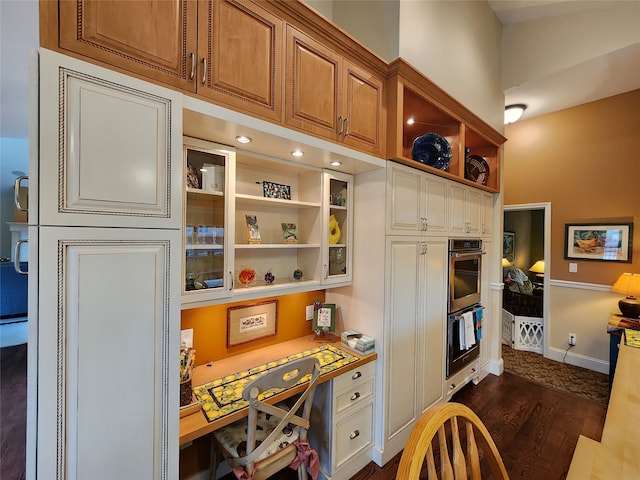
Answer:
(504, 104, 527, 125)
(330, 161, 342, 167)
(291, 150, 304, 158)
(235, 135, 252, 144)
(406, 117, 415, 125)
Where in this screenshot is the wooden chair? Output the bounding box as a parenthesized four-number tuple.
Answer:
(210, 357, 321, 480)
(397, 402, 509, 480)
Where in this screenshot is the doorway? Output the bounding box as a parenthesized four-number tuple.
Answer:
(503, 203, 551, 357)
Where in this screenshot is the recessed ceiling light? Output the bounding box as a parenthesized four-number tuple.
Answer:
(406, 117, 415, 125)
(235, 135, 252, 144)
(330, 161, 342, 167)
(291, 150, 304, 157)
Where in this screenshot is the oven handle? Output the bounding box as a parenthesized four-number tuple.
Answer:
(450, 250, 485, 258)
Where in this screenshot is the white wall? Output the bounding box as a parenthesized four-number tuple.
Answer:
(398, 0, 504, 131)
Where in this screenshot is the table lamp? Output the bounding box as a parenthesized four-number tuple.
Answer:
(529, 260, 545, 278)
(502, 258, 512, 268)
(611, 273, 640, 319)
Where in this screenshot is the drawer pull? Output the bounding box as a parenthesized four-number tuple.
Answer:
(350, 392, 360, 401)
(351, 371, 362, 380)
(349, 430, 360, 440)
(471, 368, 477, 373)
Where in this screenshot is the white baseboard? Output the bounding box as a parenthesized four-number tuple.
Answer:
(546, 346, 609, 375)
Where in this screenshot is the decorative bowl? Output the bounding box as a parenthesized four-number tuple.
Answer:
(411, 133, 452, 170)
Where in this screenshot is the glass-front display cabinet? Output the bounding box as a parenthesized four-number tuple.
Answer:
(182, 137, 235, 304)
(323, 170, 353, 285)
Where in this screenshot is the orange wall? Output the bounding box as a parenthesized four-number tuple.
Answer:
(180, 290, 325, 365)
(503, 89, 640, 285)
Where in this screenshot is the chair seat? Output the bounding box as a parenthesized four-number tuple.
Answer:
(214, 403, 301, 463)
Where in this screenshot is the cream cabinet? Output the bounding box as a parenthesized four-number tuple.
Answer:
(182, 138, 236, 305)
(33, 49, 181, 479)
(386, 161, 447, 235)
(448, 183, 482, 237)
(310, 361, 376, 479)
(481, 192, 494, 236)
(323, 171, 354, 286)
(382, 237, 447, 459)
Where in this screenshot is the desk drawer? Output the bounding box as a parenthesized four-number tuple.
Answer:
(334, 402, 373, 469)
(334, 377, 374, 416)
(333, 361, 375, 392)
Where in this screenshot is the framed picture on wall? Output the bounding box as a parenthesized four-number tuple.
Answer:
(503, 231, 515, 264)
(564, 222, 633, 262)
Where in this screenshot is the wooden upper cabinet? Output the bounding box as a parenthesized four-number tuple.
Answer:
(197, 0, 283, 122)
(285, 26, 383, 156)
(343, 60, 384, 155)
(58, 0, 197, 91)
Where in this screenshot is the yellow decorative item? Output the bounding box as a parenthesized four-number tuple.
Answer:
(329, 214, 341, 244)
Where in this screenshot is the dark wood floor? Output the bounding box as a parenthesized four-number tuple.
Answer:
(0, 344, 27, 480)
(2, 344, 606, 480)
(350, 371, 607, 480)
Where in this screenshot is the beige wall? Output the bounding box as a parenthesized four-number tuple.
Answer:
(504, 89, 640, 368)
(504, 89, 640, 286)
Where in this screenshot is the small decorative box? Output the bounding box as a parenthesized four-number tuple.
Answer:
(341, 330, 375, 355)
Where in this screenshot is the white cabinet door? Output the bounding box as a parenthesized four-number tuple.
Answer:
(384, 238, 422, 445)
(448, 183, 467, 235)
(323, 170, 354, 286)
(466, 188, 482, 236)
(386, 163, 425, 235)
(419, 239, 447, 412)
(38, 49, 182, 230)
(424, 176, 447, 234)
(481, 192, 494, 236)
(36, 226, 180, 480)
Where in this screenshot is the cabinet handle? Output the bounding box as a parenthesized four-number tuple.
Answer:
(229, 271, 234, 289)
(450, 383, 456, 390)
(349, 430, 360, 440)
(351, 371, 362, 380)
(471, 367, 476, 373)
(344, 117, 350, 136)
(189, 53, 195, 81)
(14, 240, 28, 275)
(350, 392, 360, 401)
(323, 264, 328, 280)
(201, 58, 207, 86)
(337, 115, 345, 135)
(14, 176, 28, 211)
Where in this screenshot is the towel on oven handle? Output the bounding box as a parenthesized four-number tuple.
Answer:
(458, 311, 476, 350)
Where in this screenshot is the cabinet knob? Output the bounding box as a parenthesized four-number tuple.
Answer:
(349, 430, 360, 440)
(450, 383, 456, 390)
(471, 367, 477, 373)
(350, 392, 360, 401)
(351, 371, 362, 380)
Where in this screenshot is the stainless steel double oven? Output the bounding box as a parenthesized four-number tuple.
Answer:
(447, 239, 483, 378)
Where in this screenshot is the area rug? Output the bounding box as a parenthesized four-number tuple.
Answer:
(501, 344, 609, 405)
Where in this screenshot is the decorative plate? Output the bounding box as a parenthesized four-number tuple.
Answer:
(410, 133, 452, 170)
(465, 154, 489, 185)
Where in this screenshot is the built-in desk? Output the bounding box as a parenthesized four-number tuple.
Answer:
(179, 336, 376, 446)
(566, 330, 640, 479)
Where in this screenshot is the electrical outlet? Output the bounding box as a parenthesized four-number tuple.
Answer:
(569, 263, 578, 273)
(568, 333, 576, 346)
(181, 328, 193, 348)
(305, 305, 314, 321)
